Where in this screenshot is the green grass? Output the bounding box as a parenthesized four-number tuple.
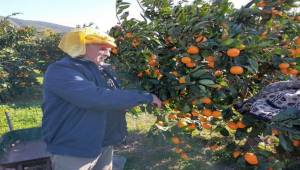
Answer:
(0, 100, 42, 136)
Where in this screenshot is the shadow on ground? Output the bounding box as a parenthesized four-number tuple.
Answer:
(114, 130, 236, 170)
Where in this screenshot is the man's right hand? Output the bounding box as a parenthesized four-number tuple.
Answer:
(151, 94, 162, 108)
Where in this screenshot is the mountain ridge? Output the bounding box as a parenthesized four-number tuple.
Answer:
(0, 16, 73, 33)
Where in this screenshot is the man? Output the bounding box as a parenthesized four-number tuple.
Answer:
(42, 27, 161, 170)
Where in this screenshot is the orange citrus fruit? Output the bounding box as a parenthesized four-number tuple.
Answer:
(227, 121, 238, 130)
(295, 37, 300, 46)
(175, 147, 183, 153)
(187, 45, 200, 55)
(244, 152, 259, 165)
(212, 111, 222, 118)
(227, 48, 240, 58)
(181, 57, 192, 64)
(195, 35, 207, 43)
(168, 114, 177, 120)
(179, 77, 186, 84)
(188, 123, 196, 130)
(202, 122, 212, 129)
(180, 152, 189, 160)
(257, 1, 267, 7)
(186, 62, 196, 68)
(278, 63, 290, 69)
(125, 32, 133, 38)
(289, 69, 299, 76)
(205, 56, 215, 62)
(172, 136, 181, 144)
(202, 109, 212, 117)
(292, 140, 300, 147)
(198, 116, 208, 122)
(191, 110, 199, 117)
(230, 66, 244, 75)
(232, 151, 241, 158)
(201, 97, 212, 105)
(177, 119, 188, 128)
(237, 121, 246, 128)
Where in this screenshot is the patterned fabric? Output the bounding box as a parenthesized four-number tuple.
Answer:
(235, 80, 300, 120)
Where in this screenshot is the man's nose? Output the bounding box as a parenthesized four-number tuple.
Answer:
(104, 50, 111, 56)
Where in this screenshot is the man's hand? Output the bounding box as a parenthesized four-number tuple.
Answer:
(151, 94, 162, 108)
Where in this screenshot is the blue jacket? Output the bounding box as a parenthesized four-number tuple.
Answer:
(42, 56, 153, 158)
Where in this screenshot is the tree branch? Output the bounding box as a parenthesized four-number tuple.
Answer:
(244, 0, 256, 8)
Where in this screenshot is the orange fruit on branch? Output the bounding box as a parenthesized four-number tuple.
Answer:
(175, 147, 183, 153)
(198, 116, 208, 122)
(148, 59, 157, 67)
(178, 77, 186, 84)
(205, 56, 215, 62)
(181, 56, 192, 64)
(201, 97, 212, 105)
(227, 121, 238, 130)
(131, 38, 140, 47)
(295, 37, 300, 46)
(195, 35, 207, 43)
(156, 121, 164, 126)
(168, 114, 177, 120)
(272, 129, 279, 136)
(207, 61, 215, 68)
(232, 151, 241, 158)
(187, 45, 200, 55)
(230, 66, 244, 75)
(186, 62, 196, 68)
(180, 152, 189, 160)
(212, 110, 222, 118)
(244, 152, 259, 165)
(188, 123, 196, 130)
(237, 121, 246, 128)
(292, 140, 300, 147)
(111, 47, 118, 55)
(177, 119, 188, 128)
(172, 136, 181, 144)
(125, 32, 133, 38)
(191, 110, 199, 117)
(171, 71, 180, 77)
(202, 122, 212, 129)
(257, 1, 267, 7)
(289, 69, 299, 76)
(227, 48, 240, 58)
(278, 63, 289, 69)
(202, 109, 212, 117)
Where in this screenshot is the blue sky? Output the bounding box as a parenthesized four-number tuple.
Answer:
(0, 0, 251, 32)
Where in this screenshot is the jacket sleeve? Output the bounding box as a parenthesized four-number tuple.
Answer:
(43, 63, 153, 111)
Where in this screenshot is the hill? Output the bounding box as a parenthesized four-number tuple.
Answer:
(0, 16, 72, 33)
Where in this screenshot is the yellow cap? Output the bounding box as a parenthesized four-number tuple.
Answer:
(58, 27, 117, 58)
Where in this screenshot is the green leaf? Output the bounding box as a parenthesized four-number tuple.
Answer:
(199, 79, 215, 86)
(191, 69, 207, 78)
(248, 58, 258, 73)
(279, 134, 293, 152)
(222, 108, 233, 120)
(221, 38, 235, 46)
(219, 128, 230, 136)
(181, 104, 191, 113)
(117, 4, 130, 15)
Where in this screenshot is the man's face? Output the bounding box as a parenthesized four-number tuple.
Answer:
(85, 43, 111, 61)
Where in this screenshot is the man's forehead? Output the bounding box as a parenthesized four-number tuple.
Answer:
(87, 43, 112, 48)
